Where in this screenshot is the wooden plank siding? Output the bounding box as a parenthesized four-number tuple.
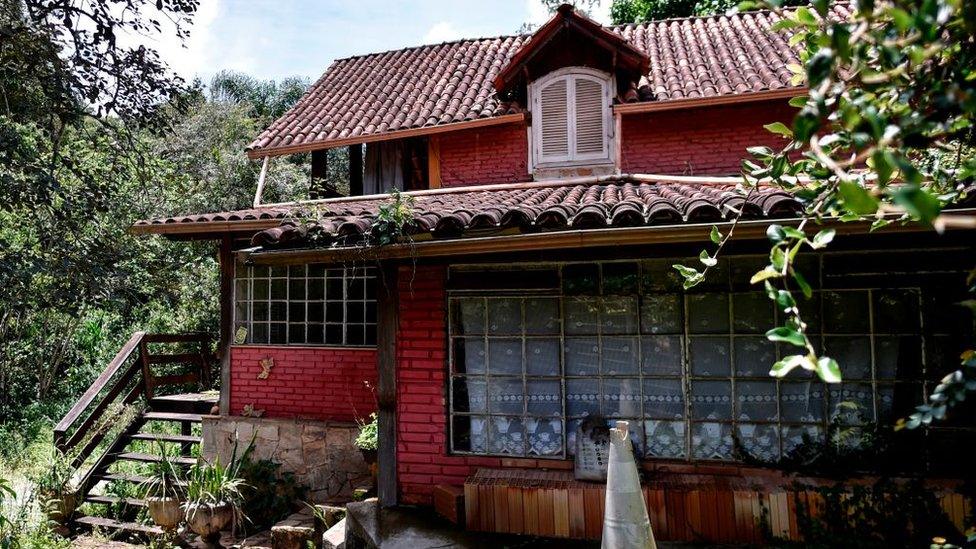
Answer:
(463, 469, 972, 543)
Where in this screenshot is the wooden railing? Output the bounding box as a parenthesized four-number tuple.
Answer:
(53, 331, 213, 468)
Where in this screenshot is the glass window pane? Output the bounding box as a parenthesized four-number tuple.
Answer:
(288, 264, 305, 278)
(828, 383, 875, 424)
(875, 336, 922, 379)
(736, 381, 778, 421)
(733, 337, 777, 377)
(688, 293, 729, 334)
(641, 335, 683, 377)
(251, 265, 270, 278)
(526, 338, 560, 376)
(526, 379, 562, 416)
(289, 303, 306, 323)
(488, 339, 522, 375)
(488, 298, 522, 335)
(454, 339, 486, 375)
(601, 378, 642, 418)
(736, 423, 779, 462)
(641, 259, 683, 292)
(307, 302, 324, 323)
(566, 378, 601, 417)
(325, 324, 343, 345)
(308, 264, 326, 278)
(250, 323, 268, 344)
(453, 376, 487, 414)
(691, 422, 733, 460)
(489, 416, 525, 455)
(326, 302, 343, 323)
(689, 337, 731, 377)
(781, 425, 823, 459)
(874, 289, 920, 334)
(644, 420, 686, 458)
(602, 262, 639, 295)
(270, 302, 287, 322)
(271, 279, 287, 300)
(288, 279, 305, 301)
(824, 337, 872, 379)
(565, 297, 599, 335)
(690, 380, 732, 420)
(253, 279, 269, 301)
(525, 298, 559, 334)
(306, 323, 324, 344)
(642, 379, 684, 419)
(603, 296, 638, 334)
(640, 293, 682, 334)
(269, 323, 287, 344)
(454, 299, 485, 335)
(563, 264, 599, 295)
(602, 337, 638, 375)
(488, 377, 523, 414)
(780, 381, 825, 422)
(455, 415, 487, 453)
(348, 277, 366, 300)
(288, 324, 305, 344)
(347, 325, 365, 346)
(346, 302, 364, 323)
(823, 290, 869, 333)
(565, 337, 600, 376)
(525, 418, 563, 456)
(732, 292, 773, 334)
(326, 278, 343, 300)
(252, 302, 269, 322)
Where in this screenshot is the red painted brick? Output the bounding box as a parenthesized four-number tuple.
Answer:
(230, 346, 377, 421)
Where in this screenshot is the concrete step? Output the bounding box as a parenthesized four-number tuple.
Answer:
(322, 517, 346, 549)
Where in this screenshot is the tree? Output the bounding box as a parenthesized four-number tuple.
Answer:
(673, 0, 975, 425)
(609, 0, 805, 23)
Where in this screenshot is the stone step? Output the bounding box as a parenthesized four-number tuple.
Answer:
(322, 517, 346, 549)
(271, 511, 316, 549)
(75, 515, 163, 536)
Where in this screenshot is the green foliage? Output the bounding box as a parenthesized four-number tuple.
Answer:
(609, 0, 805, 23)
(371, 190, 417, 246)
(779, 480, 963, 547)
(237, 456, 307, 533)
(674, 0, 976, 420)
(139, 440, 186, 500)
(355, 413, 379, 451)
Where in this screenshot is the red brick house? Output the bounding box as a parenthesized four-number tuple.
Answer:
(126, 4, 975, 543)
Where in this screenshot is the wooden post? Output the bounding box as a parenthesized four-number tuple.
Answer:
(311, 150, 328, 199)
(376, 262, 399, 507)
(218, 236, 234, 416)
(427, 136, 441, 189)
(349, 144, 364, 196)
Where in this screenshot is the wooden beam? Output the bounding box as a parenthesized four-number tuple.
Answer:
(349, 144, 364, 196)
(613, 87, 806, 115)
(376, 261, 399, 507)
(428, 136, 441, 189)
(246, 113, 526, 159)
(218, 236, 234, 415)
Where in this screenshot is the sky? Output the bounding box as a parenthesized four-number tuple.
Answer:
(145, 0, 612, 84)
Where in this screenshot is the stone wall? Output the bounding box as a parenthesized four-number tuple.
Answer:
(202, 415, 371, 502)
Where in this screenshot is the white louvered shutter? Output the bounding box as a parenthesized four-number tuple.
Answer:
(574, 77, 606, 158)
(538, 78, 570, 162)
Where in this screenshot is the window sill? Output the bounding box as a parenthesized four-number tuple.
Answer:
(533, 163, 616, 180)
(231, 343, 378, 351)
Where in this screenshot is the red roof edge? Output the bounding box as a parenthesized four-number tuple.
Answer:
(492, 3, 651, 93)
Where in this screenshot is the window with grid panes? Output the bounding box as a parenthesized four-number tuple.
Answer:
(447, 259, 934, 464)
(234, 264, 377, 346)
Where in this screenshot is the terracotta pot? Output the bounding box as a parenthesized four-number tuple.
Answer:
(147, 496, 184, 530)
(42, 491, 77, 524)
(185, 501, 234, 544)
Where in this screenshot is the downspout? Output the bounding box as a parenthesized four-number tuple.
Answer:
(253, 156, 270, 208)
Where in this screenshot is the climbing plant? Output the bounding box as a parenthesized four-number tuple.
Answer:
(673, 0, 976, 402)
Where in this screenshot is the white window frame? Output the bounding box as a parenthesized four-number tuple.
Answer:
(528, 67, 615, 171)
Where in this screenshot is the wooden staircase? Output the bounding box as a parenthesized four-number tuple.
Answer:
(53, 332, 217, 539)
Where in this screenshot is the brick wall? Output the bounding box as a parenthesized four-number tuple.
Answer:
(229, 345, 377, 422)
(619, 99, 797, 175)
(395, 265, 510, 505)
(438, 123, 531, 186)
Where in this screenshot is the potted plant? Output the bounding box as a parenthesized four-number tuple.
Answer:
(183, 447, 247, 549)
(355, 413, 378, 466)
(139, 440, 185, 531)
(33, 449, 77, 524)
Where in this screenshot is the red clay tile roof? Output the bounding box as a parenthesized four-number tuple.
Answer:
(247, 4, 853, 157)
(132, 175, 804, 246)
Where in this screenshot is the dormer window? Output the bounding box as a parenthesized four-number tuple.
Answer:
(529, 68, 614, 171)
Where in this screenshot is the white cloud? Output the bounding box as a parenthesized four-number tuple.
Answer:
(422, 21, 464, 44)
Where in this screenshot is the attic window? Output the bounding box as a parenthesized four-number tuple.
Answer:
(529, 68, 613, 169)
